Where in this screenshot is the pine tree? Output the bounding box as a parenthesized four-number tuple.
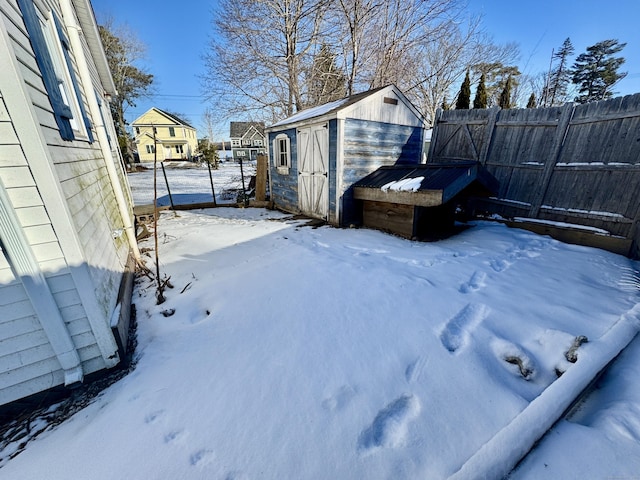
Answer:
(526, 92, 536, 108)
(498, 75, 513, 109)
(545, 38, 574, 106)
(456, 70, 471, 109)
(307, 44, 347, 107)
(572, 39, 627, 103)
(473, 73, 488, 108)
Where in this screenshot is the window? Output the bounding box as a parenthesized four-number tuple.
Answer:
(135, 127, 140, 135)
(254, 139, 263, 146)
(273, 134, 290, 172)
(17, 0, 93, 142)
(146, 145, 155, 154)
(169, 127, 176, 137)
(236, 151, 246, 156)
(231, 139, 240, 147)
(242, 139, 251, 146)
(175, 145, 184, 154)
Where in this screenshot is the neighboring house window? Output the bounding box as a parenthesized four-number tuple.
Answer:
(231, 139, 240, 147)
(236, 151, 246, 156)
(17, 0, 94, 142)
(242, 139, 251, 146)
(146, 145, 155, 154)
(169, 127, 176, 137)
(254, 139, 263, 146)
(274, 134, 290, 172)
(135, 127, 140, 135)
(175, 145, 184, 154)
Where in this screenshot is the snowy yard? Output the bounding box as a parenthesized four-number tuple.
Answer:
(1, 207, 640, 479)
(126, 161, 256, 206)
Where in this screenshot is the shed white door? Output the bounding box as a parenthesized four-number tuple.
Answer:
(298, 123, 329, 220)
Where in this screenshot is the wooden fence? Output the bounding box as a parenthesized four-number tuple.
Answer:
(427, 94, 640, 258)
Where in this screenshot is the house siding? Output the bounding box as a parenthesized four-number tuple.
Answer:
(268, 127, 298, 214)
(340, 119, 423, 226)
(0, 0, 131, 406)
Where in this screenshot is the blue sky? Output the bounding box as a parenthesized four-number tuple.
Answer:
(91, 0, 640, 139)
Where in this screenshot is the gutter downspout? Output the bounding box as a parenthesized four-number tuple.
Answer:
(59, 0, 141, 263)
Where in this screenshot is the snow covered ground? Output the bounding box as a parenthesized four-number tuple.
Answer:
(127, 161, 256, 206)
(1, 206, 639, 479)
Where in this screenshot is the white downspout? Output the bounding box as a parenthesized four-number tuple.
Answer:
(59, 0, 141, 262)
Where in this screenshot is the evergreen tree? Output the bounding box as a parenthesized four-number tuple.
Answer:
(498, 75, 513, 109)
(473, 73, 488, 108)
(526, 92, 536, 108)
(572, 39, 627, 103)
(472, 62, 520, 106)
(545, 38, 574, 106)
(456, 70, 471, 109)
(306, 44, 347, 108)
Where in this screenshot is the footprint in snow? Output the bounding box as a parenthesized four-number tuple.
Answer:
(322, 385, 357, 412)
(358, 394, 421, 452)
(459, 271, 487, 293)
(440, 303, 490, 353)
(144, 410, 165, 424)
(190, 448, 215, 467)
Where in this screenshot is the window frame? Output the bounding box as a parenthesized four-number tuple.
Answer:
(273, 133, 291, 174)
(169, 126, 176, 137)
(18, 0, 93, 142)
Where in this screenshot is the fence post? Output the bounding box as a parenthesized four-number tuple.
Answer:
(426, 109, 442, 163)
(255, 154, 267, 202)
(478, 107, 500, 166)
(160, 161, 175, 209)
(528, 103, 575, 218)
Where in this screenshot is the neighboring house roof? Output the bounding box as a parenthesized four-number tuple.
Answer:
(230, 121, 265, 138)
(132, 107, 195, 129)
(267, 85, 424, 130)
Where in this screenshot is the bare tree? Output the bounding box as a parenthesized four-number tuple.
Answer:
(406, 17, 519, 126)
(202, 0, 327, 122)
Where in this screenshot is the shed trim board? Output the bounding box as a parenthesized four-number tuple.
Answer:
(0, 7, 119, 368)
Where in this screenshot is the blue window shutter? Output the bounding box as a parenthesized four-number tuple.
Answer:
(16, 0, 74, 141)
(53, 14, 94, 143)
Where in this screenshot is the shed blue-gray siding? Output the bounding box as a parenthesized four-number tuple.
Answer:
(340, 119, 422, 226)
(269, 118, 422, 226)
(268, 127, 298, 213)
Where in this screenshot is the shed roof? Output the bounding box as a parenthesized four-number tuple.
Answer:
(267, 85, 424, 130)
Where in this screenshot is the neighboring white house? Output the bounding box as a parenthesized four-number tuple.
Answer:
(0, 0, 139, 407)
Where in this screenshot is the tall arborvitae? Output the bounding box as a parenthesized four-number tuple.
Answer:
(498, 75, 513, 109)
(546, 38, 574, 106)
(473, 73, 488, 108)
(572, 39, 627, 103)
(456, 70, 471, 109)
(526, 92, 536, 108)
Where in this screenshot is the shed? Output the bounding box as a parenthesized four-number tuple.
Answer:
(353, 162, 498, 239)
(0, 0, 138, 407)
(265, 85, 426, 226)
